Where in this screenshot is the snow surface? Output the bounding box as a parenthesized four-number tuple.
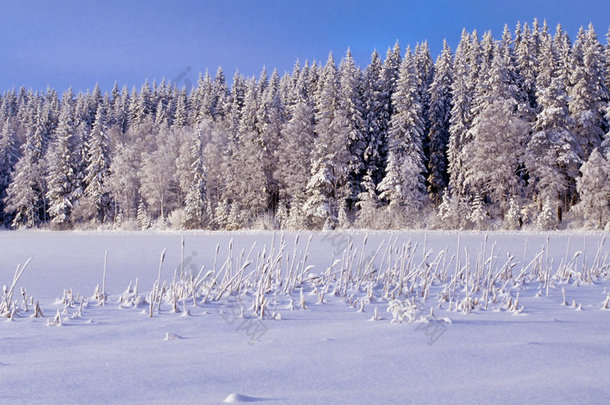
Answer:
(1, 230, 609, 404)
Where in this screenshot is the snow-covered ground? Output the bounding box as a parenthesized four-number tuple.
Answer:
(1, 230, 609, 404)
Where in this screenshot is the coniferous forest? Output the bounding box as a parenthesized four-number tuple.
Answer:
(1, 20, 609, 231)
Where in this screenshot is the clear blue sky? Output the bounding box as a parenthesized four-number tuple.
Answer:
(1, 0, 608, 93)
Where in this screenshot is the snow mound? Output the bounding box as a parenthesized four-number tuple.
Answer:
(222, 393, 263, 403)
(163, 332, 184, 341)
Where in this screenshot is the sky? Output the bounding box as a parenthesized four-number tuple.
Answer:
(1, 0, 609, 94)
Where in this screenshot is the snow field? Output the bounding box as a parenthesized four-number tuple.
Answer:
(1, 230, 609, 404)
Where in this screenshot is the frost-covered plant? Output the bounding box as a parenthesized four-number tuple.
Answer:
(387, 299, 418, 323)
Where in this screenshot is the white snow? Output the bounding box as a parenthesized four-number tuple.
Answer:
(1, 230, 609, 404)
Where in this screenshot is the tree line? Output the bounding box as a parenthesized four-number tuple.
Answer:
(0, 19, 609, 231)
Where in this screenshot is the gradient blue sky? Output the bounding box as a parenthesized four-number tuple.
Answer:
(1, 0, 609, 93)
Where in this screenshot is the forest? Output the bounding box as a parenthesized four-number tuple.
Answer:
(0, 19, 609, 231)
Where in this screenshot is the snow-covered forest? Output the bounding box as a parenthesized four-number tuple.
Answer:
(1, 20, 609, 231)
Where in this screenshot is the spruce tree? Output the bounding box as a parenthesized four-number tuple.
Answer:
(426, 40, 453, 204)
(377, 48, 427, 213)
(46, 101, 76, 227)
(338, 49, 366, 210)
(0, 119, 18, 225)
(84, 105, 111, 223)
(569, 24, 608, 159)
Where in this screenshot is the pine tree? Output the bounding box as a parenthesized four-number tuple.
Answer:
(426, 40, 453, 204)
(4, 148, 43, 228)
(448, 29, 477, 195)
(223, 78, 268, 218)
(338, 49, 366, 209)
(377, 48, 427, 214)
(211, 66, 228, 120)
(130, 81, 152, 128)
(173, 87, 189, 128)
(46, 101, 76, 227)
(180, 130, 208, 229)
(359, 50, 385, 203)
(225, 71, 246, 138)
(569, 24, 608, 159)
(256, 68, 284, 212)
(515, 22, 539, 112)
(4, 101, 50, 227)
(528, 48, 581, 222)
(377, 41, 402, 184)
(414, 41, 434, 152)
(0, 119, 18, 225)
(84, 105, 111, 224)
(304, 53, 350, 228)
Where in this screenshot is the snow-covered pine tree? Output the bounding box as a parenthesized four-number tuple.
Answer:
(515, 22, 540, 113)
(173, 87, 189, 128)
(83, 105, 112, 224)
(426, 40, 453, 204)
(130, 80, 152, 129)
(553, 24, 572, 86)
(113, 85, 130, 133)
(225, 71, 246, 140)
(180, 129, 208, 229)
(527, 35, 581, 223)
(568, 24, 609, 159)
(210, 67, 228, 120)
(46, 100, 76, 227)
(377, 47, 427, 215)
(193, 71, 214, 125)
(223, 78, 268, 221)
(574, 149, 610, 229)
(447, 29, 477, 196)
(256, 68, 284, 213)
(4, 100, 51, 227)
(356, 50, 385, 223)
(338, 49, 366, 211)
(377, 41, 402, 182)
(303, 52, 350, 229)
(0, 119, 18, 225)
(4, 148, 43, 228)
(414, 41, 434, 162)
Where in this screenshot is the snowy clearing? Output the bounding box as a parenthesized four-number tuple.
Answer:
(1, 230, 609, 404)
